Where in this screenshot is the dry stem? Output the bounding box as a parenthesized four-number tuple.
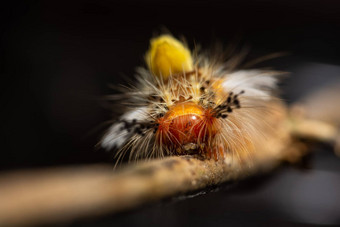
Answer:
(0, 105, 338, 226)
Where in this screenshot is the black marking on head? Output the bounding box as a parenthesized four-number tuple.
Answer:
(158, 113, 165, 118)
(148, 94, 158, 101)
(221, 114, 228, 119)
(134, 127, 142, 134)
(153, 122, 160, 134)
(118, 118, 158, 137)
(148, 94, 165, 103)
(213, 90, 244, 118)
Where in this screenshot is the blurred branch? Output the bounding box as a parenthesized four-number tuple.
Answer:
(0, 104, 339, 226)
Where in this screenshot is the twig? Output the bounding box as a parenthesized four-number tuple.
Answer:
(0, 105, 339, 226)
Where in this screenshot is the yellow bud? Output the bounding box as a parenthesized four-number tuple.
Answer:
(145, 35, 193, 79)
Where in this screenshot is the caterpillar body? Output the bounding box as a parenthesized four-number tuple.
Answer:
(100, 35, 285, 163)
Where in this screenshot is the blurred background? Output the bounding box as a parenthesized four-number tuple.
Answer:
(1, 0, 340, 225)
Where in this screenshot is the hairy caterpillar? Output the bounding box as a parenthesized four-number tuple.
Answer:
(100, 35, 285, 163)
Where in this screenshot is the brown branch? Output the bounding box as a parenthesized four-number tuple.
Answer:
(0, 103, 339, 226)
(0, 155, 285, 226)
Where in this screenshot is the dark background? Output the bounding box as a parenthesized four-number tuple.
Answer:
(1, 0, 340, 226)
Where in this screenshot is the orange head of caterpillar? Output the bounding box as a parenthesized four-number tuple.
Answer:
(155, 101, 218, 155)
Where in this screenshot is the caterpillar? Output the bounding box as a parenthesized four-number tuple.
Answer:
(100, 34, 285, 163)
